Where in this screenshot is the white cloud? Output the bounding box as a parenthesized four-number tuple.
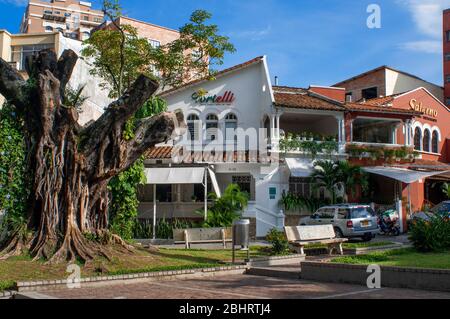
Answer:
(398, 0, 450, 38)
(397, 0, 450, 54)
(399, 40, 442, 54)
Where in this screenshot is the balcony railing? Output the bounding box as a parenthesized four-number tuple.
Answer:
(43, 14, 66, 23)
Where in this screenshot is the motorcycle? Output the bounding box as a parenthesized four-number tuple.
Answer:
(378, 209, 401, 236)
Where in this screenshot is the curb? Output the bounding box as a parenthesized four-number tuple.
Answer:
(15, 265, 248, 292)
(301, 261, 450, 292)
(247, 254, 305, 267)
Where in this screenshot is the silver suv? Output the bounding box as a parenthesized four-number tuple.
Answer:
(299, 204, 380, 241)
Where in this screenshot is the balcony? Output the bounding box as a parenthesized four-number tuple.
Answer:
(43, 13, 66, 23)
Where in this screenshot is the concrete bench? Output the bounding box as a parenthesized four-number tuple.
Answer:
(284, 225, 348, 256)
(173, 227, 232, 249)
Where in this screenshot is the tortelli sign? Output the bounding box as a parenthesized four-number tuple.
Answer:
(191, 89, 235, 105)
(410, 99, 438, 118)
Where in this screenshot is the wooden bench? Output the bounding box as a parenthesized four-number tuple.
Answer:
(173, 227, 232, 249)
(284, 225, 348, 256)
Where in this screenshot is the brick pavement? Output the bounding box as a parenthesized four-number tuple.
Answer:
(42, 274, 450, 299)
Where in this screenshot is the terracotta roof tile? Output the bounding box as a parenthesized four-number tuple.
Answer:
(344, 102, 420, 115)
(273, 86, 345, 111)
(144, 146, 174, 159)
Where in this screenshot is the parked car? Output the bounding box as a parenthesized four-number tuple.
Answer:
(299, 204, 380, 241)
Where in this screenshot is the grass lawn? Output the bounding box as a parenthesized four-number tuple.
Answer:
(0, 246, 269, 291)
(332, 248, 450, 270)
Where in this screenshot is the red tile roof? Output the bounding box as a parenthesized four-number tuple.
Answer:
(145, 146, 174, 159)
(344, 102, 420, 115)
(273, 86, 345, 111)
(159, 56, 264, 97)
(145, 146, 277, 163)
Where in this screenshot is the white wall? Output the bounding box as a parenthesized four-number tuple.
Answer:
(163, 59, 272, 144)
(58, 36, 112, 125)
(386, 69, 444, 102)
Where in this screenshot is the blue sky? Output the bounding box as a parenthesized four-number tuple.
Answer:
(0, 0, 449, 87)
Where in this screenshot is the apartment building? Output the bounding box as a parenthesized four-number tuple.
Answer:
(333, 66, 444, 104)
(20, 0, 104, 41)
(443, 9, 450, 106)
(0, 29, 111, 125)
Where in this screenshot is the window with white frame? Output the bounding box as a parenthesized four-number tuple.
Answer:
(432, 131, 439, 154)
(148, 39, 161, 49)
(232, 175, 254, 200)
(289, 177, 311, 198)
(205, 114, 219, 141)
(11, 44, 54, 71)
(423, 129, 431, 153)
(225, 113, 238, 144)
(187, 114, 200, 141)
(414, 127, 422, 151)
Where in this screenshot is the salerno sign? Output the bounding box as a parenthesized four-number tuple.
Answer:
(410, 99, 438, 118)
(192, 89, 235, 105)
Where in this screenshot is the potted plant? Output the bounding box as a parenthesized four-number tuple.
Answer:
(191, 195, 197, 203)
(301, 132, 307, 141)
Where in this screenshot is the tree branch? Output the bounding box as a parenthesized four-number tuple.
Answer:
(129, 109, 186, 160)
(0, 58, 27, 109)
(80, 75, 159, 155)
(55, 49, 79, 100)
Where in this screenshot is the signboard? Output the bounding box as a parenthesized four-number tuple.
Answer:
(410, 99, 438, 118)
(269, 187, 277, 200)
(192, 89, 235, 105)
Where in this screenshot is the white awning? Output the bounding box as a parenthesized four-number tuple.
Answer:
(208, 168, 222, 198)
(363, 166, 450, 184)
(145, 167, 205, 185)
(285, 158, 314, 178)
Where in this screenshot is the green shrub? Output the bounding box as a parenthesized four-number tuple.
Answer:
(409, 215, 450, 252)
(199, 184, 249, 228)
(266, 228, 289, 255)
(0, 102, 30, 237)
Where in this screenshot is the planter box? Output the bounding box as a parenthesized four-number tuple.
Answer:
(343, 243, 404, 255)
(301, 261, 450, 292)
(248, 254, 305, 267)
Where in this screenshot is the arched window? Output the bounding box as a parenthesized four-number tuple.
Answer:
(423, 129, 431, 153)
(206, 114, 218, 141)
(414, 127, 422, 151)
(263, 115, 271, 140)
(432, 131, 439, 154)
(187, 114, 200, 141)
(225, 113, 238, 144)
(45, 26, 53, 32)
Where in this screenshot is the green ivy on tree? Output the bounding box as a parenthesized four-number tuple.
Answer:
(0, 103, 29, 234)
(109, 97, 168, 240)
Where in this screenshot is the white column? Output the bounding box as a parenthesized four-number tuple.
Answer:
(276, 114, 281, 139)
(153, 184, 156, 240)
(270, 115, 276, 141)
(204, 168, 208, 221)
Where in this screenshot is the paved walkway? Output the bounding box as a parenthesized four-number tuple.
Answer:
(43, 274, 450, 299)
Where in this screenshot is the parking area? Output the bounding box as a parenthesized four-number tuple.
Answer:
(42, 274, 450, 299)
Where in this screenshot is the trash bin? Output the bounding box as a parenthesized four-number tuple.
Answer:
(232, 219, 250, 263)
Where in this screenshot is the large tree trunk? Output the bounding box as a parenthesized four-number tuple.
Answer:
(0, 49, 185, 263)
